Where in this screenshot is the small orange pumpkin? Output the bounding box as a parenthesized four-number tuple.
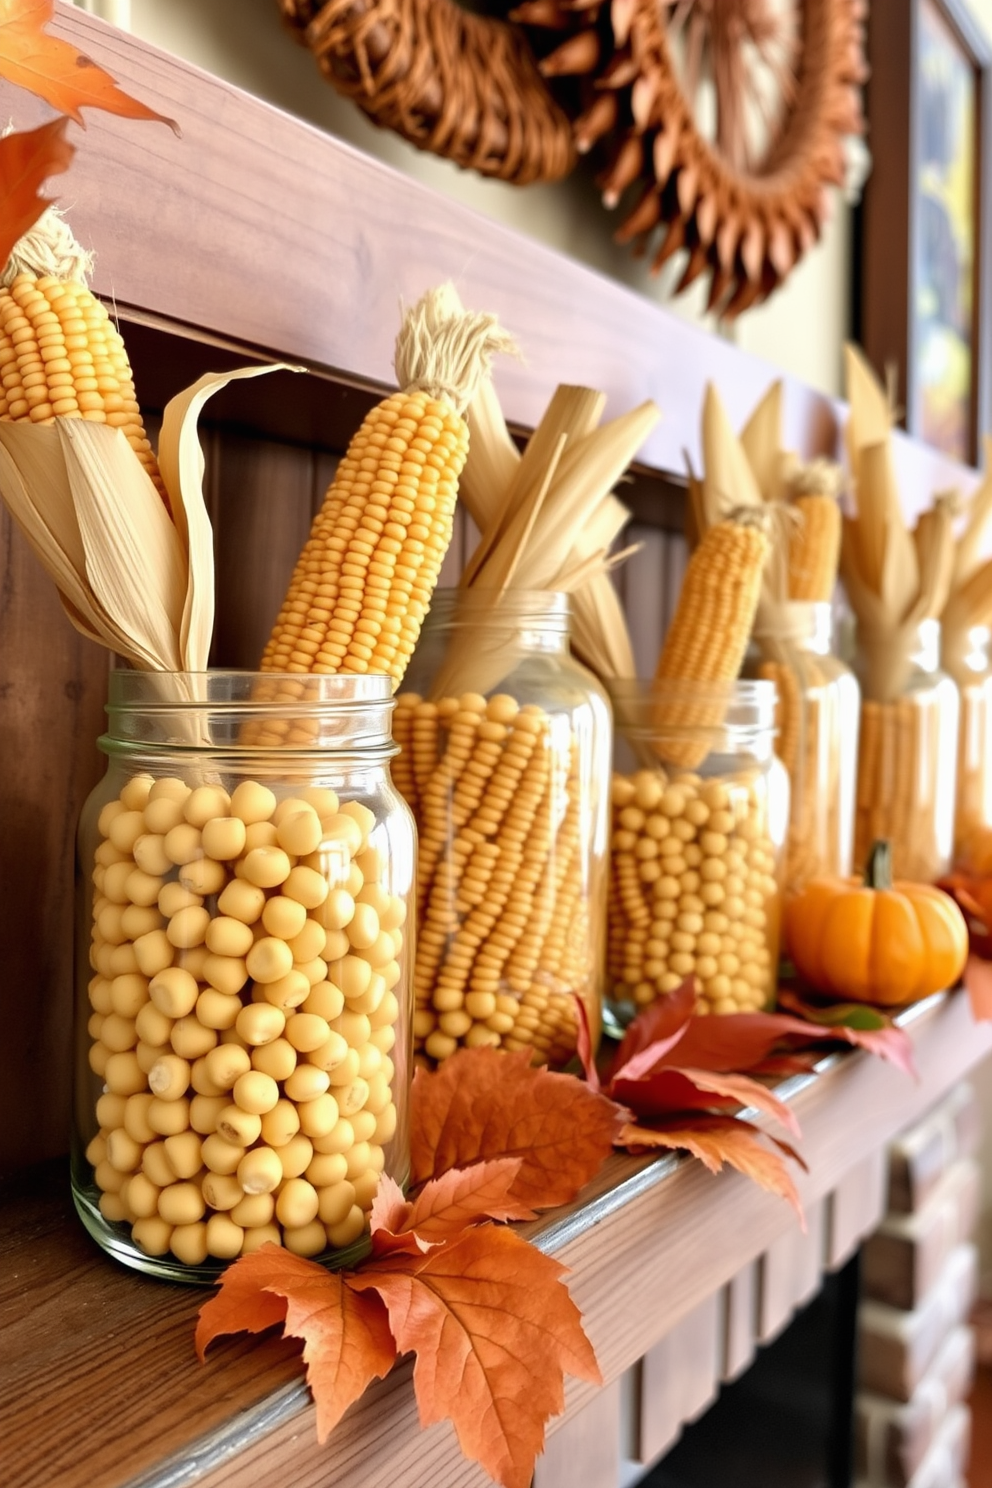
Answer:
(785, 842, 969, 1007)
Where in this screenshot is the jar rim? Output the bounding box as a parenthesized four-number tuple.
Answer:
(426, 588, 570, 629)
(607, 677, 778, 744)
(105, 670, 394, 709)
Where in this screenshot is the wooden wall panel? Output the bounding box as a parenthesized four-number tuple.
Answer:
(758, 1199, 827, 1343)
(209, 435, 326, 670)
(0, 513, 109, 1173)
(532, 1378, 621, 1488)
(722, 1262, 759, 1382)
(635, 1292, 722, 1465)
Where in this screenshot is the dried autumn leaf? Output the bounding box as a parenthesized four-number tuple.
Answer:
(0, 0, 179, 131)
(775, 987, 918, 1075)
(372, 1163, 538, 1259)
(196, 1244, 396, 1441)
(0, 117, 72, 270)
(619, 1113, 806, 1223)
(352, 1226, 601, 1488)
(411, 1046, 622, 1210)
(609, 1064, 801, 1139)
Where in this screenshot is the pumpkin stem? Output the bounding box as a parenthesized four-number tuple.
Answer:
(865, 840, 893, 891)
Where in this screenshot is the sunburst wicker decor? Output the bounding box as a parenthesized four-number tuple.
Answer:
(515, 0, 869, 316)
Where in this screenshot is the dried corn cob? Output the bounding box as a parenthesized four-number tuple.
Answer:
(650, 512, 769, 767)
(261, 286, 513, 687)
(853, 694, 946, 881)
(0, 213, 168, 510)
(656, 513, 768, 685)
(787, 494, 842, 601)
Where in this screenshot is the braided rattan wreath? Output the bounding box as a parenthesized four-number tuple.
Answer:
(514, 0, 868, 316)
(277, 0, 576, 184)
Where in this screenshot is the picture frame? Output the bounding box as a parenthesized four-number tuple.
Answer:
(857, 0, 992, 466)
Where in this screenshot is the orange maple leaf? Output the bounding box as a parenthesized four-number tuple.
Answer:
(371, 1163, 538, 1257)
(0, 116, 72, 270)
(619, 1113, 806, 1223)
(196, 1244, 396, 1441)
(0, 0, 178, 131)
(352, 1225, 601, 1488)
(411, 1046, 623, 1209)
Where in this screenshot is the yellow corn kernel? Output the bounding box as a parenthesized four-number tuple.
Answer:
(0, 272, 169, 512)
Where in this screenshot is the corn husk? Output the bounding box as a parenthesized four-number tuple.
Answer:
(842, 346, 954, 701)
(436, 379, 658, 697)
(0, 362, 298, 672)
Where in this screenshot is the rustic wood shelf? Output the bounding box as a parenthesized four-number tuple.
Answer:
(3, 992, 990, 1488)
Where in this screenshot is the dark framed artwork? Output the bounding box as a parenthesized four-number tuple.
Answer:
(857, 0, 992, 466)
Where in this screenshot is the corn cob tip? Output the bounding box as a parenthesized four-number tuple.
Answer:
(787, 457, 844, 501)
(1, 206, 93, 291)
(394, 282, 518, 417)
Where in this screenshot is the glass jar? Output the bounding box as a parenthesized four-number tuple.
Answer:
(606, 679, 788, 1026)
(394, 589, 612, 1069)
(853, 620, 959, 882)
(748, 603, 860, 887)
(73, 671, 415, 1283)
(943, 624, 992, 868)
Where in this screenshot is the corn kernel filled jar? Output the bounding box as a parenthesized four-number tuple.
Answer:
(942, 624, 992, 868)
(606, 679, 788, 1025)
(394, 589, 612, 1069)
(748, 602, 860, 887)
(853, 619, 959, 882)
(73, 671, 415, 1282)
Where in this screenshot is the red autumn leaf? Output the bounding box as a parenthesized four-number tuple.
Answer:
(371, 1163, 537, 1258)
(618, 1113, 806, 1223)
(352, 1226, 600, 1488)
(573, 992, 599, 1090)
(965, 954, 992, 1021)
(196, 1244, 396, 1441)
(775, 987, 918, 1076)
(411, 1046, 623, 1210)
(0, 117, 73, 270)
(607, 977, 696, 1075)
(609, 1064, 801, 1139)
(0, 0, 178, 131)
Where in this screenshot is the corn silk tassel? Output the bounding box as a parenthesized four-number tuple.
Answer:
(261, 284, 516, 688)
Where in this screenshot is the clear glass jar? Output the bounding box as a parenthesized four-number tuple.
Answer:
(943, 624, 992, 868)
(394, 589, 612, 1069)
(73, 671, 415, 1283)
(854, 620, 959, 882)
(749, 603, 860, 887)
(606, 679, 788, 1026)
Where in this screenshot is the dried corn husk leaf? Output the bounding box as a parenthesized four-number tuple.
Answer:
(699, 383, 763, 529)
(952, 434, 992, 590)
(158, 363, 302, 671)
(844, 343, 894, 476)
(740, 381, 783, 504)
(59, 419, 186, 670)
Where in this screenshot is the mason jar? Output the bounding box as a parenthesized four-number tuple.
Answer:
(606, 679, 788, 1026)
(73, 671, 414, 1283)
(394, 589, 612, 1069)
(854, 620, 959, 882)
(943, 624, 992, 869)
(749, 602, 860, 887)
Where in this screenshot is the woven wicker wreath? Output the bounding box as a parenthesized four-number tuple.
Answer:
(514, 0, 868, 316)
(278, 0, 866, 314)
(277, 0, 576, 184)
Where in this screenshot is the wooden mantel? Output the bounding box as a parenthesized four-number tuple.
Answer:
(2, 12, 992, 1488)
(3, 992, 991, 1488)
